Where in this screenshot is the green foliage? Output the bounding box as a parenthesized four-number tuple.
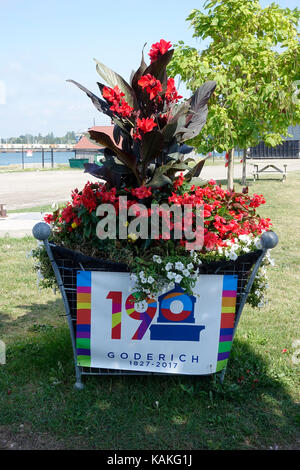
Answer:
(168, 0, 300, 155)
(1, 131, 77, 145)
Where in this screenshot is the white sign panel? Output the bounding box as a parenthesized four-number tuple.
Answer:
(76, 271, 238, 375)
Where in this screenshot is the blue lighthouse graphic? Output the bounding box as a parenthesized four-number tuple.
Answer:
(150, 284, 205, 341)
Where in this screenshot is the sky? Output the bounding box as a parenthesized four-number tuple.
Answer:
(0, 0, 298, 138)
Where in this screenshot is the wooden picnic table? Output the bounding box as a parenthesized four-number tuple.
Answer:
(252, 161, 287, 181)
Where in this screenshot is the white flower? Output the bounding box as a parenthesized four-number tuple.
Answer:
(153, 255, 162, 264)
(228, 251, 238, 261)
(147, 276, 155, 284)
(174, 274, 183, 283)
(130, 274, 138, 283)
(231, 243, 239, 251)
(183, 269, 190, 277)
(175, 261, 184, 270)
(242, 247, 250, 253)
(187, 263, 194, 270)
(239, 234, 251, 244)
(165, 262, 173, 271)
(167, 271, 176, 280)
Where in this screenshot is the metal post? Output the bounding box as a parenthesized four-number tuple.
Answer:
(21, 146, 24, 169)
(41, 147, 44, 168)
(51, 148, 54, 168)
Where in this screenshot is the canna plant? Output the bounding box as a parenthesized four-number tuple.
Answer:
(67, 39, 216, 190)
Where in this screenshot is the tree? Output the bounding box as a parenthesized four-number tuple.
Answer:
(168, 0, 300, 189)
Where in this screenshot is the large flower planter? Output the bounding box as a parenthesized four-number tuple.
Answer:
(32, 222, 278, 389)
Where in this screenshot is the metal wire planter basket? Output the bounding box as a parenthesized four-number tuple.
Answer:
(32, 223, 278, 389)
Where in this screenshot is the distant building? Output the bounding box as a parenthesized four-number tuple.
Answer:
(73, 126, 114, 162)
(249, 125, 300, 159)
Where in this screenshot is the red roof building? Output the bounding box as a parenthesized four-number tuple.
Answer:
(73, 126, 114, 162)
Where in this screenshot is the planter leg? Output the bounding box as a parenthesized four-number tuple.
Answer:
(218, 368, 227, 385)
(74, 367, 84, 390)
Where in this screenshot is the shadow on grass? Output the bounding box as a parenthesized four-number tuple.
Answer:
(0, 298, 299, 450)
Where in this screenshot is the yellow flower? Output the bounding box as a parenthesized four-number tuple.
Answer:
(128, 232, 138, 243)
(71, 222, 77, 229)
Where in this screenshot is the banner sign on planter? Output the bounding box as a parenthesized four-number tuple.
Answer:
(76, 271, 238, 375)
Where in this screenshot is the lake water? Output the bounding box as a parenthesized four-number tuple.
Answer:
(0, 151, 75, 166)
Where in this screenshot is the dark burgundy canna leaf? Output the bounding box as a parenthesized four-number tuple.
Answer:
(88, 130, 141, 185)
(177, 81, 217, 142)
(140, 130, 164, 180)
(83, 163, 121, 188)
(131, 43, 148, 93)
(67, 79, 113, 118)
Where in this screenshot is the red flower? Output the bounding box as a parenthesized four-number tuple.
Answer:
(44, 213, 54, 224)
(249, 194, 266, 208)
(102, 85, 124, 103)
(165, 78, 182, 103)
(138, 74, 162, 100)
(136, 117, 157, 134)
(173, 173, 185, 190)
(110, 98, 134, 118)
(61, 204, 75, 223)
(204, 231, 219, 250)
(149, 39, 172, 62)
(131, 186, 152, 199)
(102, 85, 133, 118)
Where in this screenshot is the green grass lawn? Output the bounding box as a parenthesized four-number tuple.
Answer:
(0, 173, 299, 450)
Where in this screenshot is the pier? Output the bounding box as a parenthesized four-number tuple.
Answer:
(0, 143, 74, 152)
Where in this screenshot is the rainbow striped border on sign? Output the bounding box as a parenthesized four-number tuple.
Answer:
(76, 271, 92, 367)
(216, 275, 238, 372)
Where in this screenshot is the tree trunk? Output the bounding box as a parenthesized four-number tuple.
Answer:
(227, 148, 234, 190)
(242, 148, 247, 187)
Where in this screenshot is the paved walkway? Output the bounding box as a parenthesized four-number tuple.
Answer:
(0, 212, 44, 238)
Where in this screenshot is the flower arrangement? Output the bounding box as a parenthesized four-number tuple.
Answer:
(36, 39, 274, 307)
